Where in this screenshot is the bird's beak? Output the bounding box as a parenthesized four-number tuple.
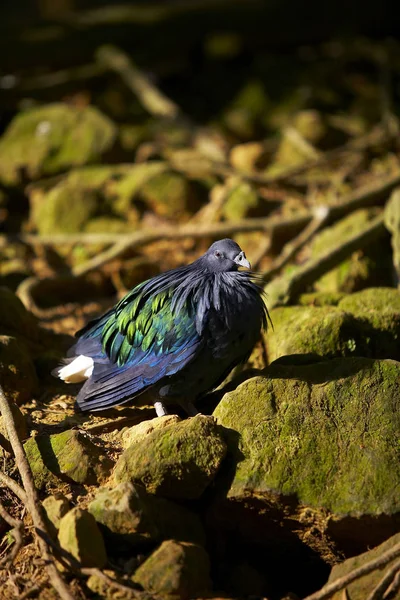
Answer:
(234, 252, 251, 269)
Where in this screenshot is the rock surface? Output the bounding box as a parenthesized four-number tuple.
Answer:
(0, 103, 116, 185)
(114, 415, 227, 499)
(0, 335, 38, 404)
(43, 493, 71, 538)
(121, 415, 181, 449)
(58, 508, 107, 568)
(311, 208, 392, 293)
(24, 429, 114, 489)
(89, 482, 205, 550)
(133, 540, 212, 600)
(213, 357, 400, 559)
(266, 287, 400, 363)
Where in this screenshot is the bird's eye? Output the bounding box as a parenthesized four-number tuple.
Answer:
(215, 251, 222, 258)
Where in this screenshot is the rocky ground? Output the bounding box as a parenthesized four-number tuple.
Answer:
(1, 22, 400, 600)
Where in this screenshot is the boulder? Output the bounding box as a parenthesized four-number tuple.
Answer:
(42, 493, 71, 538)
(58, 508, 107, 568)
(88, 482, 205, 551)
(213, 357, 400, 559)
(265, 306, 361, 363)
(114, 415, 227, 499)
(133, 540, 212, 600)
(0, 336, 38, 404)
(24, 429, 114, 489)
(338, 288, 400, 361)
(0, 103, 116, 185)
(310, 209, 392, 294)
(121, 415, 180, 449)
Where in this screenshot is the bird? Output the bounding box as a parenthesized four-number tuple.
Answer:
(53, 239, 270, 417)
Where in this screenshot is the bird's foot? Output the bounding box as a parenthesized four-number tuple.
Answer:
(153, 401, 169, 417)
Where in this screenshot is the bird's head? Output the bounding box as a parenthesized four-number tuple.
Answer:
(204, 239, 251, 272)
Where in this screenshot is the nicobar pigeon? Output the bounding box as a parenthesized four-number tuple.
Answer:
(54, 239, 270, 417)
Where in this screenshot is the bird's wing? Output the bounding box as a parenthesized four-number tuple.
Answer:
(74, 281, 203, 411)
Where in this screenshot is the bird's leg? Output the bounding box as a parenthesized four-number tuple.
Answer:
(153, 401, 169, 417)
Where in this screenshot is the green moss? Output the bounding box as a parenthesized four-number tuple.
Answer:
(114, 415, 226, 499)
(222, 182, 259, 220)
(24, 429, 114, 489)
(140, 171, 200, 220)
(214, 358, 400, 516)
(338, 288, 400, 361)
(310, 209, 392, 293)
(88, 482, 205, 550)
(0, 103, 116, 185)
(266, 306, 363, 363)
(298, 292, 345, 306)
(133, 540, 211, 600)
(29, 162, 168, 234)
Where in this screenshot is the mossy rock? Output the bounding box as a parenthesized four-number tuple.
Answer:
(42, 493, 71, 539)
(222, 181, 260, 220)
(133, 540, 211, 600)
(121, 415, 181, 449)
(0, 336, 38, 404)
(214, 358, 400, 516)
(88, 482, 205, 551)
(0, 401, 28, 452)
(0, 103, 116, 185)
(338, 288, 400, 361)
(58, 508, 107, 568)
(269, 110, 327, 173)
(311, 209, 392, 294)
(139, 171, 201, 220)
(328, 532, 400, 600)
(114, 415, 227, 499)
(24, 429, 114, 489)
(28, 162, 167, 234)
(298, 292, 345, 307)
(265, 306, 363, 363)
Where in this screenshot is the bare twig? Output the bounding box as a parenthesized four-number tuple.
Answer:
(367, 559, 400, 600)
(265, 213, 386, 307)
(0, 499, 24, 565)
(96, 45, 181, 120)
(383, 569, 400, 599)
(81, 568, 144, 597)
(0, 471, 27, 504)
(302, 542, 400, 600)
(0, 384, 74, 600)
(262, 206, 331, 282)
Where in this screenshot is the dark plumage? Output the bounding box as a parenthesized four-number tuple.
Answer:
(54, 239, 270, 416)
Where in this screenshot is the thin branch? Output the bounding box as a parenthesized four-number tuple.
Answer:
(383, 569, 400, 599)
(262, 206, 331, 282)
(81, 568, 145, 597)
(0, 470, 27, 504)
(96, 45, 181, 120)
(0, 384, 74, 600)
(302, 541, 400, 600)
(367, 559, 400, 600)
(0, 499, 24, 565)
(265, 213, 386, 307)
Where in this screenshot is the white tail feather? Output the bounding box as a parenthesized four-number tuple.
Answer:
(57, 355, 94, 383)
